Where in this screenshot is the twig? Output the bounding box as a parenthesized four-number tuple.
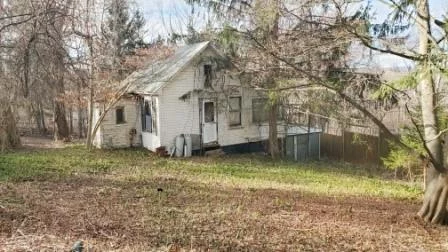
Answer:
(16, 229, 25, 237)
(405, 103, 446, 173)
(425, 128, 448, 143)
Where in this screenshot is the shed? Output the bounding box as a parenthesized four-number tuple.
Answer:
(285, 126, 321, 161)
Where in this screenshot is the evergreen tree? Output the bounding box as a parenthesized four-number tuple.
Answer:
(106, 0, 147, 75)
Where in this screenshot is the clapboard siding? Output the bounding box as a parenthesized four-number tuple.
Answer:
(218, 85, 265, 146)
(94, 46, 286, 151)
(159, 66, 201, 149)
(94, 98, 142, 148)
(158, 56, 274, 150)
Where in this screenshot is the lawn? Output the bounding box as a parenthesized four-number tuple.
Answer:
(0, 146, 447, 251)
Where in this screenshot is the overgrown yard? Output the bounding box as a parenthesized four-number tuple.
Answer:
(0, 146, 447, 251)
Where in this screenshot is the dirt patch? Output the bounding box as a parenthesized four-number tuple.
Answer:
(19, 136, 86, 150)
(0, 176, 446, 251)
(19, 136, 66, 149)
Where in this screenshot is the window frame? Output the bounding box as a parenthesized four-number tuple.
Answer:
(204, 101, 215, 123)
(151, 97, 158, 136)
(115, 106, 126, 124)
(228, 96, 242, 127)
(252, 98, 269, 123)
(142, 100, 151, 132)
(142, 97, 158, 136)
(204, 64, 212, 88)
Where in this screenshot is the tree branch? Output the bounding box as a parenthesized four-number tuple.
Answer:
(244, 30, 408, 149)
(405, 103, 446, 173)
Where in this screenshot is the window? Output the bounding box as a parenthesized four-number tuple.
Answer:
(116, 107, 125, 124)
(252, 98, 269, 123)
(142, 101, 152, 132)
(151, 98, 158, 135)
(228, 97, 242, 126)
(204, 101, 215, 123)
(142, 97, 158, 135)
(204, 64, 212, 88)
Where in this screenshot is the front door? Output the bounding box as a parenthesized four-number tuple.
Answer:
(202, 100, 217, 144)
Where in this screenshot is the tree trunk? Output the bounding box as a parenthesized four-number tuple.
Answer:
(0, 104, 21, 151)
(34, 102, 47, 135)
(78, 107, 84, 138)
(48, 0, 72, 142)
(420, 71, 441, 186)
(54, 100, 69, 140)
(40, 106, 47, 135)
(85, 1, 95, 149)
(418, 166, 448, 224)
(417, 69, 448, 224)
(269, 101, 280, 158)
(31, 102, 42, 133)
(69, 106, 73, 135)
(267, 0, 281, 158)
(53, 74, 69, 140)
(77, 82, 84, 138)
(86, 88, 94, 149)
(415, 0, 448, 225)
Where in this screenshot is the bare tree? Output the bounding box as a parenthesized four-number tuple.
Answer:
(1, 0, 79, 142)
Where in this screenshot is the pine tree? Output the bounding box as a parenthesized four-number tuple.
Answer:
(106, 0, 147, 77)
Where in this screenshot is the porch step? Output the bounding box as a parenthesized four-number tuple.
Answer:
(201, 142, 222, 156)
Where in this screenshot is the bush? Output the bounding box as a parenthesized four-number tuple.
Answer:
(383, 126, 425, 180)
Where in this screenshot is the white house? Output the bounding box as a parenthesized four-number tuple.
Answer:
(93, 41, 297, 154)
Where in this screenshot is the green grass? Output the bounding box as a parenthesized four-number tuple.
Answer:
(0, 147, 146, 181)
(0, 146, 422, 200)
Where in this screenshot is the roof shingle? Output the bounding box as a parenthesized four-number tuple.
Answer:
(126, 41, 210, 94)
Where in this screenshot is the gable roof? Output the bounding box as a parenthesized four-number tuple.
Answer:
(126, 41, 210, 94)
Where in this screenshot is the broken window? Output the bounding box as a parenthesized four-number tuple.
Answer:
(252, 98, 269, 123)
(116, 107, 125, 124)
(204, 101, 215, 123)
(204, 64, 212, 88)
(228, 97, 242, 126)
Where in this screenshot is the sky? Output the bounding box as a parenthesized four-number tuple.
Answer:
(134, 0, 194, 40)
(372, 0, 446, 68)
(374, 0, 446, 20)
(135, 0, 448, 69)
